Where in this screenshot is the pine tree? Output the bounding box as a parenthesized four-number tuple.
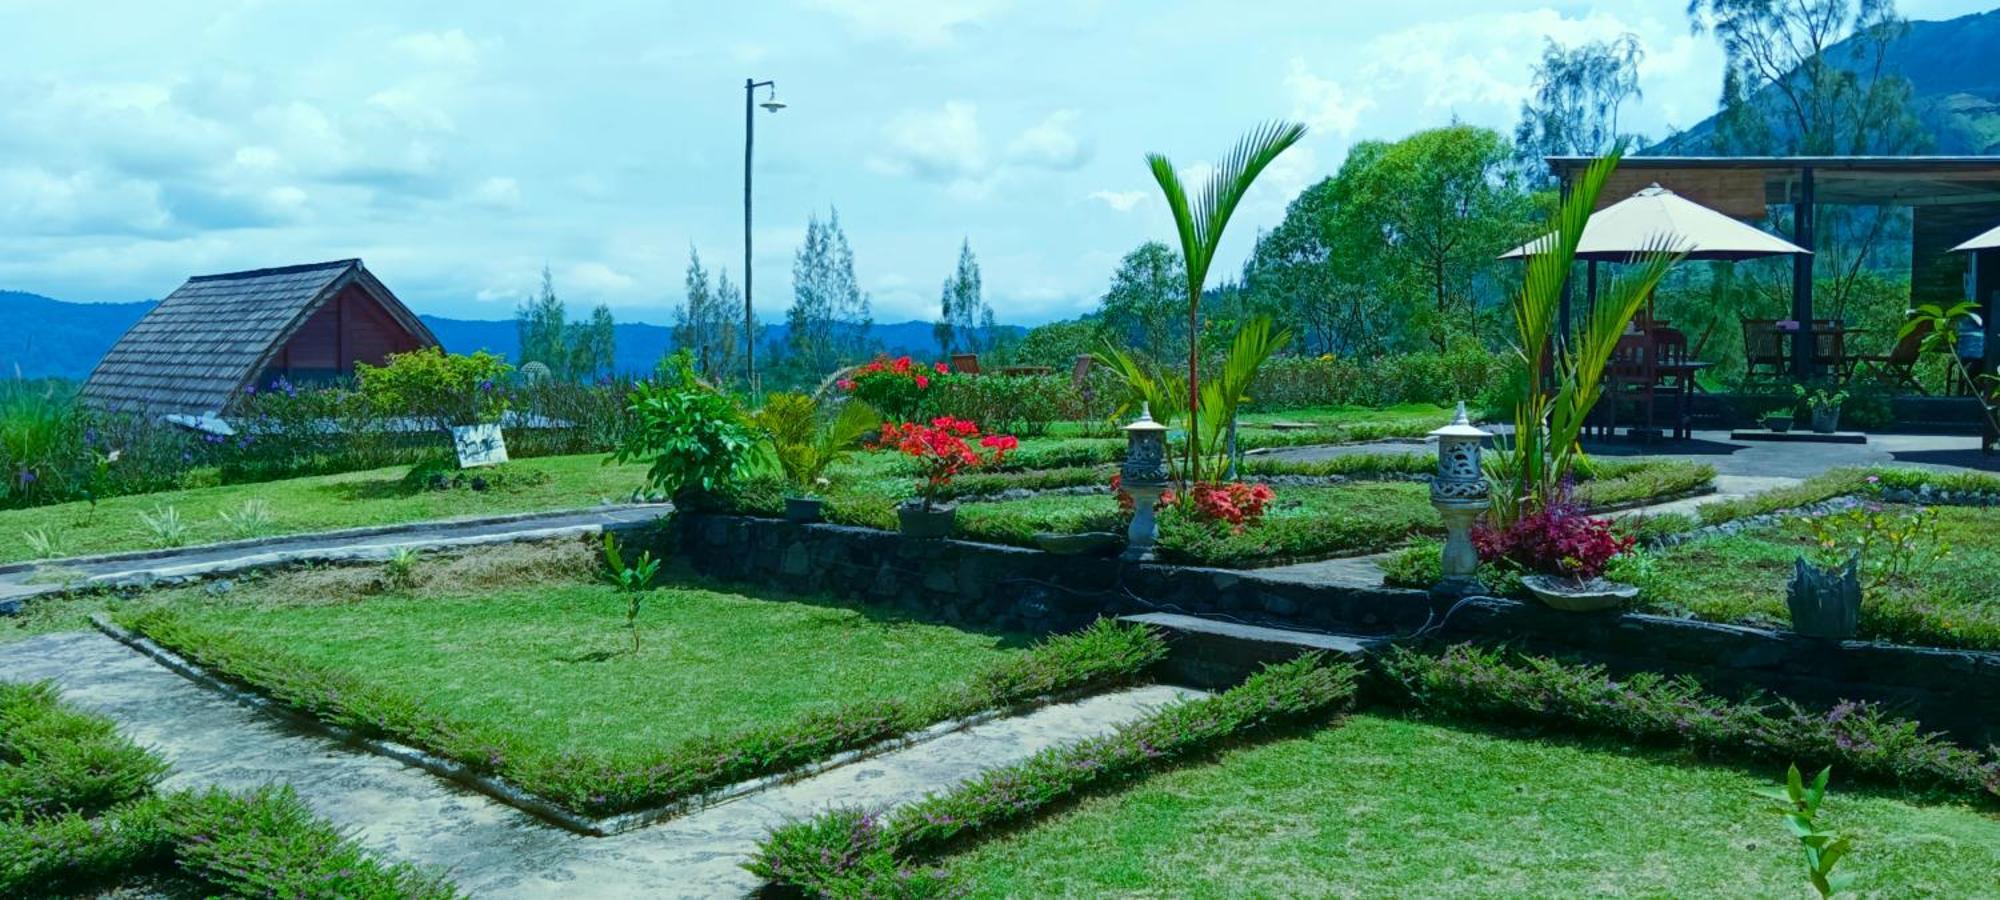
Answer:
(787, 207, 873, 375)
(673, 246, 740, 379)
(935, 238, 988, 356)
(516, 265, 570, 377)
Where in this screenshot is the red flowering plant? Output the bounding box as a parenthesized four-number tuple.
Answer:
(877, 416, 1017, 511)
(1471, 499, 1633, 581)
(840, 355, 949, 422)
(1111, 475, 1274, 534)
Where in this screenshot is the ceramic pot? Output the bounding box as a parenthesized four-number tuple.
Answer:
(784, 496, 824, 524)
(1763, 415, 1794, 433)
(1521, 575, 1638, 612)
(896, 503, 956, 539)
(1810, 407, 1841, 434)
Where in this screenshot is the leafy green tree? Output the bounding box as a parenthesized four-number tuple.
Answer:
(1346, 125, 1535, 350)
(673, 246, 740, 380)
(1097, 241, 1187, 361)
(934, 238, 993, 356)
(1689, 0, 1925, 156)
(787, 207, 874, 376)
(1242, 142, 1400, 355)
(1513, 34, 1646, 178)
(1010, 319, 1099, 369)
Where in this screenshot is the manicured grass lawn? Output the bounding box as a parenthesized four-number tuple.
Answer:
(947, 714, 2000, 897)
(0, 453, 648, 564)
(115, 546, 1164, 815)
(1633, 503, 2000, 651)
(141, 582, 1027, 761)
(1235, 401, 1452, 428)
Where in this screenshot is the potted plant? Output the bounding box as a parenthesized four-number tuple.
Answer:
(1762, 409, 1795, 433)
(875, 416, 1016, 538)
(1473, 502, 1638, 612)
(1794, 384, 1849, 434)
(751, 393, 880, 523)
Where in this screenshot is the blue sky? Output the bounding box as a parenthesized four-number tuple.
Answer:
(1, 0, 1992, 325)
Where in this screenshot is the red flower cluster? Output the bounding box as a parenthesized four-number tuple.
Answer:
(838, 355, 949, 392)
(1472, 504, 1633, 579)
(1111, 473, 1175, 514)
(1188, 482, 1276, 531)
(877, 416, 1017, 509)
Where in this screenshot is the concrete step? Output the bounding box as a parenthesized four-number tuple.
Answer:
(1121, 612, 1386, 689)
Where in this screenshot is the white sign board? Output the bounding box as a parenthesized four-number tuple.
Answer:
(450, 424, 510, 468)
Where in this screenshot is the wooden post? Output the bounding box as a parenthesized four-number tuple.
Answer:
(1790, 167, 1816, 381)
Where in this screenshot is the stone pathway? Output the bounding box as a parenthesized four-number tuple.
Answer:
(0, 630, 1196, 898)
(0, 504, 670, 613)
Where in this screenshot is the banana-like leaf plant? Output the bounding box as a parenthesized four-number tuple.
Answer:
(1492, 147, 1682, 525)
(1149, 121, 1306, 487)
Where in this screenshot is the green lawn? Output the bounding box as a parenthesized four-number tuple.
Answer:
(1632, 503, 2000, 651)
(114, 550, 1161, 815)
(0, 453, 648, 564)
(948, 714, 2000, 897)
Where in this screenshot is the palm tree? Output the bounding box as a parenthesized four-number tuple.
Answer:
(1148, 121, 1306, 487)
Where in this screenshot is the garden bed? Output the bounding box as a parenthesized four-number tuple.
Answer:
(0, 680, 456, 897)
(106, 542, 1165, 824)
(0, 452, 649, 565)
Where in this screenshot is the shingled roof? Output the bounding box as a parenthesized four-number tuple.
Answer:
(79, 259, 438, 418)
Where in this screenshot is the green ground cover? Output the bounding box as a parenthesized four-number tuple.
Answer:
(945, 713, 2000, 898)
(0, 453, 649, 565)
(113, 546, 1163, 816)
(0, 680, 457, 897)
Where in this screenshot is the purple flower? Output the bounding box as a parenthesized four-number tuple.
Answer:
(478, 379, 495, 392)
(16, 469, 36, 487)
(243, 384, 256, 396)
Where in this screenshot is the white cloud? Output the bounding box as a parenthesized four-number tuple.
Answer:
(804, 0, 1006, 48)
(870, 101, 988, 182)
(394, 29, 482, 67)
(1006, 109, 1091, 171)
(1088, 189, 1147, 212)
(566, 261, 636, 295)
(1285, 59, 1371, 138)
(470, 176, 521, 209)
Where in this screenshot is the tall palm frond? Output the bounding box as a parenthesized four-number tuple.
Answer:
(1197, 315, 1291, 474)
(1148, 120, 1306, 486)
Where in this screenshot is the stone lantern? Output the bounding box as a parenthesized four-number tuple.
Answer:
(1121, 404, 1169, 562)
(1429, 401, 1491, 595)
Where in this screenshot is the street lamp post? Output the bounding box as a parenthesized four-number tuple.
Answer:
(743, 78, 784, 393)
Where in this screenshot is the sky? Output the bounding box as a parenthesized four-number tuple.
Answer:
(2, 0, 1994, 326)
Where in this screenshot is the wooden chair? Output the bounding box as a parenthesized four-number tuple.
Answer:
(1650, 328, 1693, 439)
(1741, 318, 1787, 384)
(1851, 318, 1930, 395)
(950, 352, 981, 375)
(1598, 334, 1656, 438)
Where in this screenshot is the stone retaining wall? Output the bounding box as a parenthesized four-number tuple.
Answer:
(666, 514, 2000, 746)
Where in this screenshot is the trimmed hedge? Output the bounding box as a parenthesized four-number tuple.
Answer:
(748, 654, 1360, 897)
(118, 612, 1168, 818)
(1373, 644, 2000, 804)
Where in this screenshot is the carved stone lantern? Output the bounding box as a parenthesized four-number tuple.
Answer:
(1429, 401, 1491, 594)
(1121, 404, 1169, 562)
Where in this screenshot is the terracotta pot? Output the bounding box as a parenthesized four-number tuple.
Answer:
(896, 503, 956, 539)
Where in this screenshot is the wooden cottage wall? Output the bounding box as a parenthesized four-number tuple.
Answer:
(257, 284, 428, 387)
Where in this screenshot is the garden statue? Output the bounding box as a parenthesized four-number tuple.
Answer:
(1429, 402, 1491, 595)
(1121, 404, 1169, 561)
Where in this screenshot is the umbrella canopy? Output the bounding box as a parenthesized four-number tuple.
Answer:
(1500, 183, 1811, 263)
(1951, 222, 2000, 253)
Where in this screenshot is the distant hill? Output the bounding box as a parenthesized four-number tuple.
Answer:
(0, 291, 1024, 380)
(1651, 8, 2000, 155)
(0, 291, 154, 380)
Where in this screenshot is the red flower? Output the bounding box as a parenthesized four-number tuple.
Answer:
(934, 361, 950, 374)
(1473, 503, 1632, 579)
(914, 374, 929, 389)
(873, 417, 1016, 510)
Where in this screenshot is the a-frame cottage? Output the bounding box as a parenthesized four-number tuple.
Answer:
(79, 259, 440, 419)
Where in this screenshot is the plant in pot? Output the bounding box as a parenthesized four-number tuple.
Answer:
(1472, 500, 1637, 611)
(1793, 383, 1849, 434)
(874, 416, 1017, 539)
(751, 393, 880, 523)
(1762, 407, 1795, 433)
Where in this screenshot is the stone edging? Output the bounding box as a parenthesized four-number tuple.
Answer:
(88, 613, 1092, 837)
(0, 503, 671, 576)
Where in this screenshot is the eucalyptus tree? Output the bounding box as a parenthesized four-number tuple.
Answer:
(1146, 120, 1305, 485)
(1513, 34, 1646, 179)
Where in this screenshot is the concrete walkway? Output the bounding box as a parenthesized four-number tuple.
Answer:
(0, 630, 1194, 898)
(0, 504, 670, 613)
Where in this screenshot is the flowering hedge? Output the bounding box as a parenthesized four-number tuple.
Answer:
(841, 355, 948, 422)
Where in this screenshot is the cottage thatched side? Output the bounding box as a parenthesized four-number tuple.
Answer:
(79, 259, 439, 418)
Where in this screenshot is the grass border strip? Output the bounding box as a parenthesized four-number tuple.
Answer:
(88, 613, 1154, 837)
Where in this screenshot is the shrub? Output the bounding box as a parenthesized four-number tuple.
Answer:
(1251, 346, 1517, 411)
(1373, 644, 2000, 803)
(1472, 501, 1633, 579)
(751, 393, 880, 497)
(355, 347, 513, 432)
(0, 681, 167, 822)
(749, 654, 1360, 897)
(874, 417, 1018, 511)
(840, 355, 947, 422)
(921, 373, 1077, 437)
(614, 352, 758, 505)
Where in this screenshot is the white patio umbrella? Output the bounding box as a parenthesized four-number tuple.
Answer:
(1951, 222, 2000, 253)
(1501, 183, 1811, 263)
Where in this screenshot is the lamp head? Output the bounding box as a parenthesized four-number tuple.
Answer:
(760, 88, 786, 113)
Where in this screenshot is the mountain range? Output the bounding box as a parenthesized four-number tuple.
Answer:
(0, 290, 1021, 381)
(1653, 8, 2000, 155)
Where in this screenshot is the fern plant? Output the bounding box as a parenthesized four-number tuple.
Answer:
(751, 394, 881, 498)
(600, 534, 661, 652)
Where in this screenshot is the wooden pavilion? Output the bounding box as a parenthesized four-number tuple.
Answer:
(79, 259, 439, 419)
